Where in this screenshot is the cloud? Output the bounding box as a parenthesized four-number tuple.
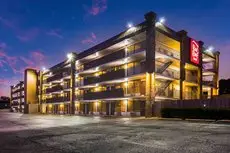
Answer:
(0, 16, 16, 29)
(84, 0, 107, 16)
(46, 29, 63, 39)
(16, 28, 40, 42)
(0, 77, 21, 96)
(0, 42, 7, 50)
(0, 50, 46, 74)
(81, 32, 97, 44)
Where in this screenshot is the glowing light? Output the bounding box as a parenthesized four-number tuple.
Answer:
(95, 52, 99, 57)
(124, 100, 128, 105)
(159, 17, 166, 24)
(95, 83, 99, 87)
(124, 58, 128, 63)
(95, 67, 99, 71)
(207, 46, 214, 52)
(124, 78, 128, 82)
(124, 82, 128, 87)
(42, 67, 46, 71)
(127, 23, 133, 28)
(67, 53, 73, 61)
(124, 64, 128, 69)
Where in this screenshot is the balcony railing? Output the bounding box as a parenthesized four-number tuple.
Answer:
(83, 88, 124, 100)
(185, 76, 198, 83)
(84, 49, 125, 70)
(202, 81, 216, 87)
(46, 70, 71, 83)
(45, 96, 70, 103)
(127, 62, 145, 76)
(156, 45, 180, 59)
(84, 69, 125, 85)
(46, 85, 63, 93)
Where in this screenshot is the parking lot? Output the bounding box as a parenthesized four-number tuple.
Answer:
(1, 109, 230, 153)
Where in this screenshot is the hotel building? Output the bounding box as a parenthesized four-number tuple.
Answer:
(11, 11, 220, 116)
(10, 81, 25, 112)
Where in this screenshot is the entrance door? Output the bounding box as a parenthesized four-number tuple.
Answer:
(106, 102, 115, 115)
(140, 101, 145, 116)
(111, 102, 115, 115)
(83, 103, 89, 114)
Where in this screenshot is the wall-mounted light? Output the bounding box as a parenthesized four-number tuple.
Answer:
(67, 53, 74, 61)
(127, 22, 133, 28)
(159, 17, 166, 24)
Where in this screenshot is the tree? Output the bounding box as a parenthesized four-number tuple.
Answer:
(219, 79, 230, 95)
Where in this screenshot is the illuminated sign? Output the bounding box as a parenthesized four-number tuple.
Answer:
(190, 39, 200, 64)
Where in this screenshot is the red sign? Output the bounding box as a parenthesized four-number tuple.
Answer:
(190, 39, 200, 64)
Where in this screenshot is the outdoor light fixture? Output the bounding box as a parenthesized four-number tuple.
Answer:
(124, 58, 128, 63)
(124, 78, 128, 82)
(207, 46, 214, 52)
(95, 52, 99, 57)
(156, 17, 166, 27)
(96, 83, 99, 87)
(159, 17, 166, 24)
(67, 53, 73, 61)
(127, 23, 133, 28)
(95, 67, 99, 71)
(42, 67, 46, 71)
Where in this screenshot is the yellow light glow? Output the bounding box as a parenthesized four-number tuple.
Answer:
(124, 82, 128, 87)
(124, 64, 128, 69)
(60, 104, 64, 108)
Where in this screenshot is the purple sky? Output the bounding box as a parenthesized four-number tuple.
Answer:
(0, 0, 230, 96)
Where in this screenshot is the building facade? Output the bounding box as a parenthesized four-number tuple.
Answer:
(10, 81, 25, 112)
(11, 11, 220, 116)
(10, 69, 39, 113)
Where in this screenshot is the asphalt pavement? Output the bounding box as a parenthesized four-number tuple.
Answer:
(0, 109, 230, 153)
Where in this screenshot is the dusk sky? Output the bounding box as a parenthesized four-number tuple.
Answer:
(0, 0, 230, 96)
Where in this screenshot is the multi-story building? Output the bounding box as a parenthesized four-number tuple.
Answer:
(10, 81, 25, 112)
(11, 11, 220, 116)
(10, 69, 39, 113)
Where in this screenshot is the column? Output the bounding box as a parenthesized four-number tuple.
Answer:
(19, 82, 23, 112)
(70, 53, 77, 115)
(214, 51, 220, 96)
(198, 41, 204, 99)
(177, 30, 187, 100)
(144, 12, 156, 118)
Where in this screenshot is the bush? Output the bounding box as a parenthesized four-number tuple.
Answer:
(161, 108, 230, 120)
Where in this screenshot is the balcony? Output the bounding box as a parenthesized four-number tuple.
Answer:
(46, 85, 63, 93)
(84, 69, 125, 85)
(46, 70, 71, 83)
(84, 49, 125, 70)
(156, 45, 180, 60)
(185, 76, 198, 83)
(127, 62, 145, 76)
(202, 80, 216, 87)
(45, 96, 70, 103)
(83, 88, 124, 100)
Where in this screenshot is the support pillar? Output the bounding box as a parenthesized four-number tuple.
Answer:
(177, 30, 187, 100)
(70, 53, 77, 115)
(144, 12, 156, 118)
(198, 41, 204, 99)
